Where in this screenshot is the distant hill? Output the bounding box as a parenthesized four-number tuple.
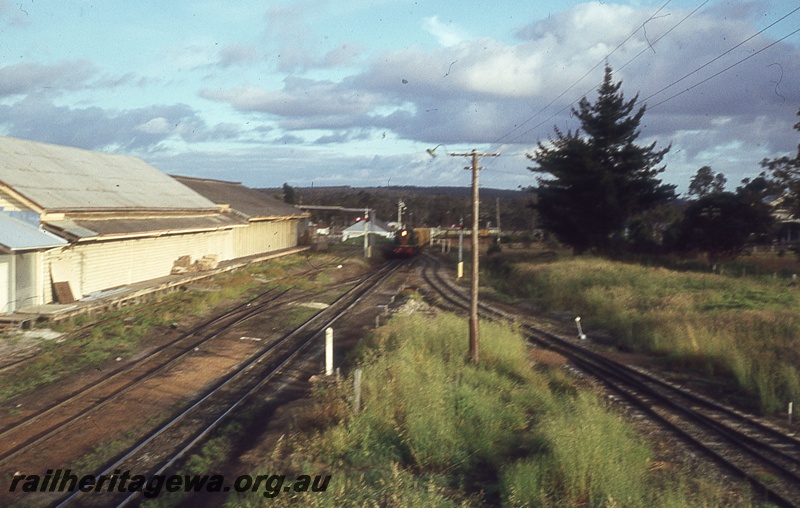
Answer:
(258, 185, 531, 199)
(259, 185, 537, 231)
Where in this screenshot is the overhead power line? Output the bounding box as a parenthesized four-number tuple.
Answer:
(445, 0, 798, 188)
(616, 0, 709, 74)
(489, 0, 673, 149)
(483, 0, 799, 168)
(497, 0, 710, 149)
(643, 5, 800, 104)
(649, 25, 800, 110)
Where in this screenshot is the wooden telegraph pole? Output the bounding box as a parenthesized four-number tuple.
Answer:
(450, 149, 499, 363)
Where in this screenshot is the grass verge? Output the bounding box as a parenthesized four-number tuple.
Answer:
(226, 313, 747, 507)
(483, 252, 800, 414)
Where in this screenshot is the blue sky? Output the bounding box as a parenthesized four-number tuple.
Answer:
(0, 0, 798, 194)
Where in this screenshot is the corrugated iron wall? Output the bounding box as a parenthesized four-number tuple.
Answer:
(41, 219, 300, 303)
(44, 229, 234, 301)
(232, 219, 297, 258)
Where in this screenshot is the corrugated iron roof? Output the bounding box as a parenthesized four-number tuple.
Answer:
(45, 213, 247, 240)
(0, 213, 67, 251)
(172, 176, 307, 219)
(0, 136, 218, 211)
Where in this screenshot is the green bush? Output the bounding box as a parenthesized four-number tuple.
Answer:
(238, 313, 745, 507)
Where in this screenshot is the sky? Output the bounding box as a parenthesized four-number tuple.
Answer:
(0, 0, 799, 195)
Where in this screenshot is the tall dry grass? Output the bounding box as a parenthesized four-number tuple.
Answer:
(485, 255, 800, 413)
(229, 314, 749, 507)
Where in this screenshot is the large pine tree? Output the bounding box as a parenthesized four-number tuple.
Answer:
(528, 65, 675, 253)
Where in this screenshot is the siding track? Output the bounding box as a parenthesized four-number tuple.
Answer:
(1, 256, 404, 507)
(0, 256, 355, 465)
(51, 259, 405, 507)
(421, 253, 800, 507)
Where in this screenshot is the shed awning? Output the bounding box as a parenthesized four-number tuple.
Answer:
(0, 213, 67, 251)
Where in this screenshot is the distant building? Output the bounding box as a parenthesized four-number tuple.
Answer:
(341, 218, 394, 241)
(309, 222, 331, 236)
(768, 195, 800, 245)
(0, 136, 305, 313)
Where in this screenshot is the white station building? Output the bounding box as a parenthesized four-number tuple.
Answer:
(0, 136, 306, 314)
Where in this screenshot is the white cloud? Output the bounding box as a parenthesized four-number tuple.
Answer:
(201, 77, 385, 119)
(3, 1, 800, 192)
(423, 16, 468, 47)
(320, 43, 364, 69)
(136, 117, 171, 134)
(0, 99, 242, 153)
(200, 0, 800, 178)
(157, 42, 219, 72)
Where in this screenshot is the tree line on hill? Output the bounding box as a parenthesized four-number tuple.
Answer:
(268, 184, 538, 233)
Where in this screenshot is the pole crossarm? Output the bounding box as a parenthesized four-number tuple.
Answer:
(449, 151, 501, 159)
(448, 149, 499, 364)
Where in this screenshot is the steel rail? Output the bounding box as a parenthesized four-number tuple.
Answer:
(0, 254, 351, 374)
(0, 260, 372, 467)
(53, 259, 404, 507)
(420, 253, 800, 507)
(0, 286, 290, 465)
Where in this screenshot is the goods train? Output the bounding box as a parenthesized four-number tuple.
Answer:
(389, 227, 430, 257)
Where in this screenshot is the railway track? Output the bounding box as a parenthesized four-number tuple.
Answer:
(420, 253, 800, 507)
(0, 255, 362, 467)
(46, 258, 405, 507)
(0, 258, 399, 506)
(0, 254, 351, 374)
(0, 286, 292, 464)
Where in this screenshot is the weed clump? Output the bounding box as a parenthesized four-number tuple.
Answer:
(233, 314, 745, 507)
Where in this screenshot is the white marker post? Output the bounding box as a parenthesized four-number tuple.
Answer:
(353, 368, 363, 414)
(457, 227, 464, 279)
(325, 327, 334, 376)
(575, 317, 587, 340)
(790, 402, 794, 426)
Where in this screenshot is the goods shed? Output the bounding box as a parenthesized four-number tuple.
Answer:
(0, 136, 293, 311)
(172, 176, 308, 258)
